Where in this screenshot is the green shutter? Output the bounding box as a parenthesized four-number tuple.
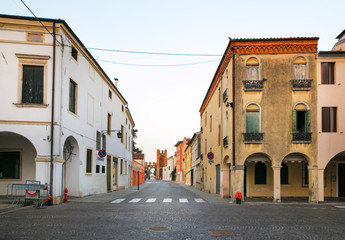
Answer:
(306, 110, 311, 133)
(292, 110, 297, 133)
(22, 66, 43, 104)
(246, 111, 259, 133)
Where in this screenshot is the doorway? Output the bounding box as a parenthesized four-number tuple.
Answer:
(216, 164, 220, 194)
(107, 155, 111, 191)
(339, 163, 345, 197)
(191, 169, 194, 186)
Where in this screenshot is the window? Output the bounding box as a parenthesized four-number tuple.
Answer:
(218, 87, 221, 107)
(322, 107, 337, 132)
(292, 104, 310, 133)
(125, 132, 128, 149)
(218, 125, 221, 146)
(255, 162, 267, 184)
(102, 166, 105, 174)
(293, 57, 307, 79)
(71, 46, 78, 61)
(107, 113, 111, 135)
(125, 161, 127, 175)
(245, 57, 260, 80)
(22, 65, 44, 104)
(205, 139, 207, 155)
(321, 62, 335, 84)
(246, 104, 260, 133)
(302, 162, 309, 186)
(96, 131, 101, 150)
(281, 162, 288, 184)
(69, 79, 77, 113)
(120, 159, 123, 174)
(27, 33, 43, 42)
(121, 125, 124, 143)
(86, 149, 92, 173)
(109, 90, 112, 99)
(0, 152, 20, 179)
(122, 105, 124, 112)
(96, 165, 100, 173)
(102, 134, 106, 151)
(205, 112, 207, 126)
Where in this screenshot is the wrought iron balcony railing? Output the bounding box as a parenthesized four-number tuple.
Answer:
(243, 133, 264, 143)
(291, 79, 312, 90)
(292, 132, 312, 143)
(223, 136, 229, 148)
(243, 80, 264, 90)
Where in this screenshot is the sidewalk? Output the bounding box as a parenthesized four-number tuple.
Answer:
(69, 182, 148, 203)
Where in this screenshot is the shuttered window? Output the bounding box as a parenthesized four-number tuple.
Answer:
(293, 57, 307, 79)
(69, 80, 77, 113)
(321, 62, 335, 84)
(255, 162, 266, 184)
(322, 107, 337, 132)
(246, 111, 259, 133)
(86, 149, 92, 173)
(292, 107, 310, 133)
(245, 57, 260, 80)
(96, 131, 101, 150)
(22, 65, 44, 104)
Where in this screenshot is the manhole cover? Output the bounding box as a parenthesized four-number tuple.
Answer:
(149, 226, 170, 232)
(209, 230, 236, 237)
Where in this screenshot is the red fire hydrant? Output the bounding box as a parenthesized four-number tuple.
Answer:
(64, 188, 68, 203)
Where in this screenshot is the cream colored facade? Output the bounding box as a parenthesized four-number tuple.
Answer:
(184, 143, 192, 185)
(200, 37, 322, 202)
(317, 31, 345, 200)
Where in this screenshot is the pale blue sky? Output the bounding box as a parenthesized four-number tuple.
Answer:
(2, 0, 344, 162)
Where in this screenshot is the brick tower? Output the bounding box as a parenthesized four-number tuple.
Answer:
(156, 149, 167, 180)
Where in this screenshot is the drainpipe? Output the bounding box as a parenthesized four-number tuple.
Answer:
(231, 46, 236, 199)
(50, 21, 56, 204)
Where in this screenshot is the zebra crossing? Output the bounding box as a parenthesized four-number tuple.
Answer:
(110, 198, 205, 204)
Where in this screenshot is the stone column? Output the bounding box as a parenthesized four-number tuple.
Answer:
(317, 169, 324, 203)
(308, 165, 319, 203)
(231, 165, 244, 203)
(272, 165, 281, 203)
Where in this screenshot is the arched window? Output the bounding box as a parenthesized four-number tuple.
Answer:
(245, 57, 260, 80)
(281, 162, 288, 184)
(255, 162, 266, 184)
(292, 103, 310, 133)
(246, 103, 260, 133)
(293, 56, 307, 80)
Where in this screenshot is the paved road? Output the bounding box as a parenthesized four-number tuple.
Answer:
(1, 180, 345, 239)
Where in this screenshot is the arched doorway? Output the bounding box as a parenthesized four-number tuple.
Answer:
(63, 136, 79, 197)
(324, 151, 345, 198)
(0, 132, 37, 195)
(281, 153, 309, 199)
(244, 153, 273, 198)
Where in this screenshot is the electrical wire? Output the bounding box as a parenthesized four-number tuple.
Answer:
(19, 0, 63, 46)
(96, 58, 221, 67)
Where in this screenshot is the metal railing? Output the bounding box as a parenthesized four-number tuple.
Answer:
(243, 80, 264, 90)
(243, 133, 264, 143)
(291, 79, 312, 90)
(292, 132, 312, 143)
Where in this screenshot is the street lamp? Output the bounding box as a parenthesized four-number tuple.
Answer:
(101, 130, 122, 139)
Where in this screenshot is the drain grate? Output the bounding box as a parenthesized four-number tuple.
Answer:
(209, 230, 236, 237)
(149, 226, 170, 232)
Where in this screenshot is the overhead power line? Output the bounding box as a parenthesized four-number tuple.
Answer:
(88, 47, 223, 57)
(96, 58, 221, 67)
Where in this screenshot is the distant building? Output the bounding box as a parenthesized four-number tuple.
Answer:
(190, 132, 201, 188)
(156, 149, 167, 180)
(175, 138, 190, 182)
(166, 155, 175, 181)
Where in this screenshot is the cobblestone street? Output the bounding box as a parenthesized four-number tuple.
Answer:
(1, 180, 345, 240)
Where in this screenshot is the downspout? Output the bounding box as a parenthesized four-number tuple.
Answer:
(50, 21, 56, 204)
(231, 47, 236, 200)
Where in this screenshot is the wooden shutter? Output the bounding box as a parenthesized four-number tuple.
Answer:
(322, 107, 330, 132)
(306, 110, 311, 133)
(69, 80, 76, 113)
(22, 65, 43, 104)
(292, 110, 297, 133)
(328, 63, 335, 84)
(246, 111, 259, 133)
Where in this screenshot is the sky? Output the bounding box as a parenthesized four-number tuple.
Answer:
(2, 0, 344, 162)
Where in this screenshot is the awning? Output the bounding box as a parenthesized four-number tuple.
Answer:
(184, 168, 192, 177)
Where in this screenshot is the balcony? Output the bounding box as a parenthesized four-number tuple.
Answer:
(292, 132, 312, 143)
(243, 80, 264, 91)
(243, 133, 264, 143)
(223, 136, 229, 148)
(291, 79, 312, 91)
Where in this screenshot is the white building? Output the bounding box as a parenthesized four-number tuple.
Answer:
(190, 132, 201, 189)
(0, 15, 134, 203)
(166, 155, 175, 181)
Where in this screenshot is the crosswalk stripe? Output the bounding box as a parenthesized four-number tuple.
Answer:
(146, 198, 156, 203)
(179, 198, 188, 203)
(163, 198, 172, 203)
(195, 198, 205, 203)
(111, 198, 126, 203)
(129, 198, 141, 203)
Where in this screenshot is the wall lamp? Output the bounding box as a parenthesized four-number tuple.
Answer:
(226, 102, 233, 108)
(101, 130, 122, 138)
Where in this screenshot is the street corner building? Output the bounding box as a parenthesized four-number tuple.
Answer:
(0, 14, 135, 203)
(199, 35, 345, 203)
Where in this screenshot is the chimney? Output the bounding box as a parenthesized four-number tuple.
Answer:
(114, 78, 118, 88)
